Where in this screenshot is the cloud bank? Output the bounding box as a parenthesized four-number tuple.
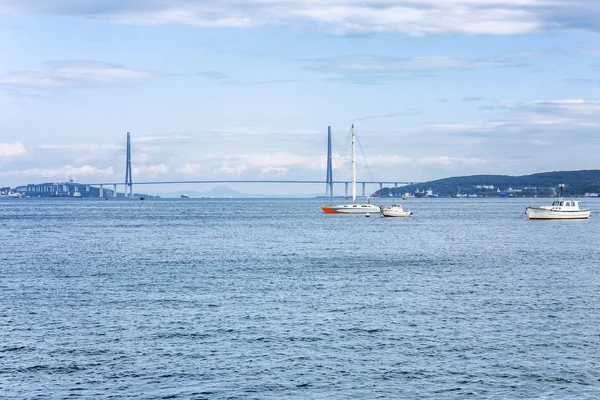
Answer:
(0, 61, 154, 90)
(1, 0, 600, 36)
(0, 142, 28, 158)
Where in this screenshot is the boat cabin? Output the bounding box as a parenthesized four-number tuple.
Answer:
(551, 200, 579, 209)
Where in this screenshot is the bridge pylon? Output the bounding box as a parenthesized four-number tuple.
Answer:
(326, 126, 333, 198)
(125, 132, 133, 197)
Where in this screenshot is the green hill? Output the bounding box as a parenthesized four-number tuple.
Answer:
(377, 170, 600, 197)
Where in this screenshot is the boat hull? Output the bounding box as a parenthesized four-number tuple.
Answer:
(322, 204, 381, 214)
(382, 210, 412, 217)
(526, 207, 591, 220)
(382, 205, 412, 217)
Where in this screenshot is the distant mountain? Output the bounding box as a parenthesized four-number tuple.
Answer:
(377, 170, 600, 197)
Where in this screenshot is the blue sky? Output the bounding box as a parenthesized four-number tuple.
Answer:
(1, 0, 600, 194)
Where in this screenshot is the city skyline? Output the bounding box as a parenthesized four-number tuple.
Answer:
(1, 1, 600, 194)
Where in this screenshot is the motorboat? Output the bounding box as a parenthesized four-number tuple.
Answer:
(322, 125, 381, 215)
(526, 183, 591, 220)
(381, 204, 412, 217)
(1, 191, 22, 198)
(181, 193, 190, 198)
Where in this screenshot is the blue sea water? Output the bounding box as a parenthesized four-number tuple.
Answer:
(1, 197, 599, 399)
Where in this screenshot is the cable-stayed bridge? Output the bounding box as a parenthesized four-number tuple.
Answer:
(89, 129, 419, 198)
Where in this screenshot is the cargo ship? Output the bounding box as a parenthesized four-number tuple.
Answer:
(414, 188, 438, 198)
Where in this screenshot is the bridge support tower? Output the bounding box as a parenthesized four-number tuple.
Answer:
(325, 126, 333, 198)
(125, 132, 133, 198)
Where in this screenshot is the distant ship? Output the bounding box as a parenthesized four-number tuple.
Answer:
(181, 194, 190, 198)
(414, 188, 438, 198)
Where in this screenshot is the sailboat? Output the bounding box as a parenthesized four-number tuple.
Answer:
(322, 125, 381, 214)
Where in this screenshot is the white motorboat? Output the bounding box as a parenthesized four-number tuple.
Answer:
(382, 204, 412, 217)
(1, 191, 22, 198)
(322, 125, 381, 215)
(526, 183, 591, 220)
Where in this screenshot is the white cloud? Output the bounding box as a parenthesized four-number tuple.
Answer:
(369, 155, 412, 165)
(215, 165, 248, 175)
(314, 55, 515, 72)
(38, 144, 121, 151)
(4, 0, 596, 36)
(489, 99, 600, 127)
(418, 156, 489, 165)
(310, 55, 519, 84)
(428, 121, 507, 131)
(136, 135, 191, 142)
(0, 61, 154, 89)
(0, 142, 27, 158)
(218, 127, 319, 136)
(296, 3, 541, 36)
(260, 166, 289, 175)
(205, 152, 318, 176)
(242, 152, 315, 168)
(179, 163, 204, 175)
(522, 99, 600, 115)
(0, 165, 114, 178)
(132, 163, 169, 177)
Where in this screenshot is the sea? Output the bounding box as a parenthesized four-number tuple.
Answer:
(1, 197, 599, 399)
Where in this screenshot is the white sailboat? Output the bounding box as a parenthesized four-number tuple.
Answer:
(322, 125, 381, 215)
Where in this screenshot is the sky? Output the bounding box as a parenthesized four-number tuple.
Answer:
(1, 0, 600, 195)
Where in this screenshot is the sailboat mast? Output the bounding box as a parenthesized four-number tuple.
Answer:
(351, 124, 356, 203)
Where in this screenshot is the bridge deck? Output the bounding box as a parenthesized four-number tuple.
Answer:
(90, 180, 419, 185)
